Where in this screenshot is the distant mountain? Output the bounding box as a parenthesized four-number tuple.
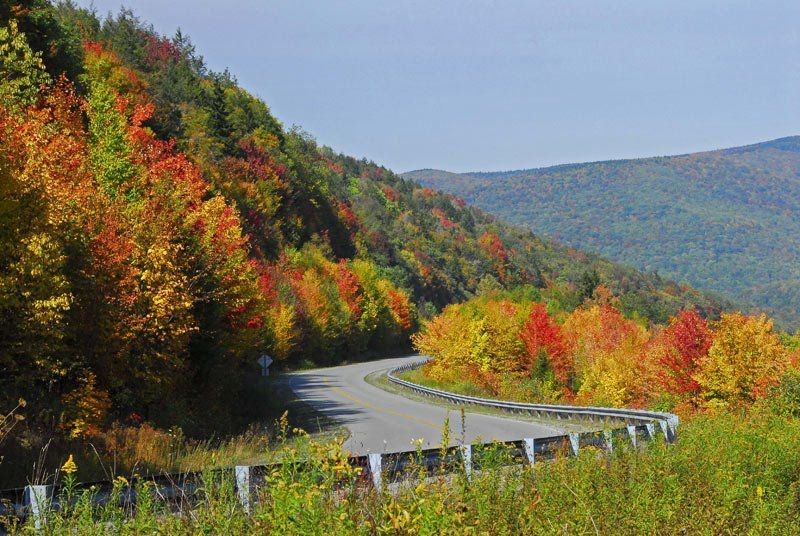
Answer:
(404, 137, 800, 329)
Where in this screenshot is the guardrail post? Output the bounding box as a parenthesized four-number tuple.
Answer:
(235, 466, 251, 514)
(460, 445, 472, 480)
(368, 453, 382, 491)
(645, 423, 656, 440)
(666, 416, 679, 442)
(626, 425, 637, 447)
(523, 438, 535, 465)
(24, 484, 49, 530)
(603, 430, 613, 453)
(568, 433, 580, 456)
(658, 420, 669, 441)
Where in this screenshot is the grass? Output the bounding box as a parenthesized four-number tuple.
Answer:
(3, 407, 799, 534)
(395, 366, 565, 405)
(366, 368, 589, 432)
(396, 367, 487, 397)
(0, 375, 347, 489)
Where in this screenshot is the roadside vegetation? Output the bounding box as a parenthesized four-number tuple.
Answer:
(4, 401, 800, 534)
(0, 376, 345, 489)
(413, 288, 799, 416)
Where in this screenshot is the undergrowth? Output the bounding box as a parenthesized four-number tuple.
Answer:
(3, 407, 799, 534)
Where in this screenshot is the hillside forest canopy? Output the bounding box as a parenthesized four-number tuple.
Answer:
(405, 137, 800, 330)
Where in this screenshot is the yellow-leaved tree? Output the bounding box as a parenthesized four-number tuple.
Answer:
(412, 305, 476, 382)
(472, 300, 527, 374)
(562, 305, 650, 407)
(694, 313, 789, 408)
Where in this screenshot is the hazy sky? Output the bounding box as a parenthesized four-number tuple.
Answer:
(80, 1, 799, 173)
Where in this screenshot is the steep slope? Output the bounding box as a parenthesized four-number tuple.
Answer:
(405, 138, 800, 328)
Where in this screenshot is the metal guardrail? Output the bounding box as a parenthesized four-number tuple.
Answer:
(0, 359, 679, 528)
(387, 359, 680, 433)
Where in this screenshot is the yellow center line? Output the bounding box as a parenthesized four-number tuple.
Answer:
(323, 378, 441, 431)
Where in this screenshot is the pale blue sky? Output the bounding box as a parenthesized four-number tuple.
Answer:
(80, 1, 799, 173)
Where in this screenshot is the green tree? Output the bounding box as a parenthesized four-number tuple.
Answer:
(0, 19, 51, 107)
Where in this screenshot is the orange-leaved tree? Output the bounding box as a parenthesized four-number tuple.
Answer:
(562, 305, 650, 407)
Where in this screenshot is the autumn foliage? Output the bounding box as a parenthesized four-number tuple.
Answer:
(694, 313, 789, 407)
(0, 26, 413, 439)
(520, 304, 571, 391)
(414, 292, 797, 412)
(0, 3, 786, 463)
(656, 309, 712, 399)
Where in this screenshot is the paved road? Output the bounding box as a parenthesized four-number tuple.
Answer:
(288, 355, 563, 456)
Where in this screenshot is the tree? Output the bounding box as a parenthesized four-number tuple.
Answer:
(657, 309, 712, 400)
(478, 232, 510, 282)
(562, 305, 649, 407)
(1, 0, 84, 81)
(205, 75, 234, 155)
(695, 313, 789, 408)
(579, 269, 600, 303)
(519, 304, 570, 388)
(412, 305, 475, 382)
(386, 288, 413, 332)
(83, 48, 138, 196)
(0, 19, 51, 107)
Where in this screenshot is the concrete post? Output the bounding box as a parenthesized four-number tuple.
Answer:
(235, 466, 251, 514)
(568, 433, 580, 456)
(368, 453, 382, 491)
(603, 430, 613, 453)
(523, 438, 535, 465)
(626, 425, 637, 448)
(24, 485, 49, 530)
(460, 445, 472, 480)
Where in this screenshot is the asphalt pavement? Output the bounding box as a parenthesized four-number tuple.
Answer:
(288, 355, 563, 455)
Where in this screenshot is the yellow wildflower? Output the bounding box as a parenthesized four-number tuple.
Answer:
(61, 454, 77, 475)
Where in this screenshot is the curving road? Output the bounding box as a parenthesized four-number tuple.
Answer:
(288, 355, 563, 456)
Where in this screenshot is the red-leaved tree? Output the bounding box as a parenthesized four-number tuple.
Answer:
(658, 309, 713, 399)
(519, 304, 572, 391)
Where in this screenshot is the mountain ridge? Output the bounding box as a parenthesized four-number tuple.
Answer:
(407, 135, 800, 177)
(404, 135, 800, 328)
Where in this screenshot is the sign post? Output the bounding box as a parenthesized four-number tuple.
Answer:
(257, 354, 273, 377)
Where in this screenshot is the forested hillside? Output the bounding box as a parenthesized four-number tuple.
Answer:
(0, 1, 730, 457)
(406, 138, 800, 329)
